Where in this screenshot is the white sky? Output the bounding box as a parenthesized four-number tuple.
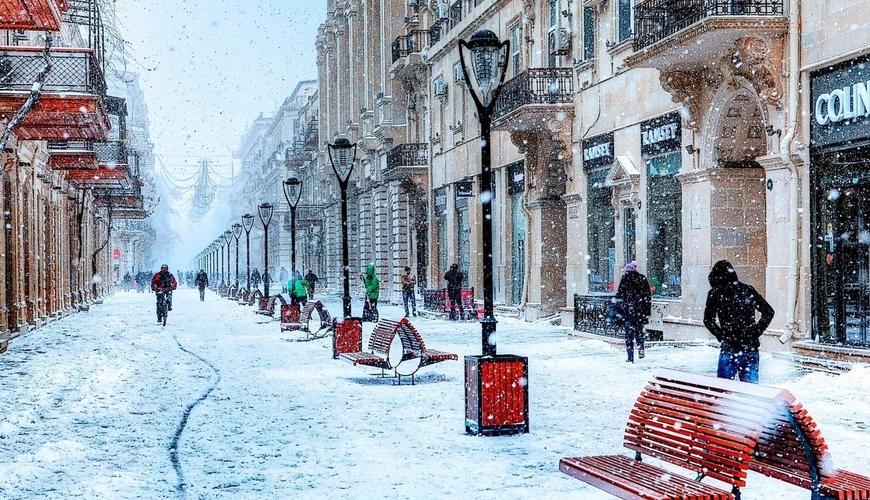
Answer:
(2, 290, 869, 498)
(113, 1, 323, 264)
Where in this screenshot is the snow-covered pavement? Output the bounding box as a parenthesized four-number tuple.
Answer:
(1, 288, 869, 500)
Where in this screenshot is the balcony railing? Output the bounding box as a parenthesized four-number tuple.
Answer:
(634, 0, 785, 50)
(94, 140, 128, 166)
(384, 143, 427, 177)
(429, 18, 449, 45)
(304, 118, 318, 151)
(0, 46, 106, 96)
(493, 68, 574, 121)
(391, 30, 430, 63)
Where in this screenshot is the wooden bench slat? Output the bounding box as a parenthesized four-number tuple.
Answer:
(560, 455, 734, 500)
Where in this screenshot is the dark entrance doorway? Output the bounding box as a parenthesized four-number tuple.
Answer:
(813, 155, 870, 346)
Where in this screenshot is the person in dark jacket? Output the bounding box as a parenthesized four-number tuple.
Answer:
(703, 260, 774, 383)
(251, 268, 261, 290)
(304, 269, 318, 299)
(444, 263, 464, 321)
(614, 261, 652, 363)
(194, 269, 209, 301)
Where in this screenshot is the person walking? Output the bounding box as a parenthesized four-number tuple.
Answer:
(703, 260, 774, 383)
(444, 263, 464, 321)
(194, 269, 209, 301)
(279, 267, 289, 294)
(251, 268, 261, 291)
(288, 270, 309, 307)
(122, 272, 132, 292)
(304, 269, 318, 299)
(614, 261, 652, 363)
(401, 266, 418, 317)
(360, 263, 380, 322)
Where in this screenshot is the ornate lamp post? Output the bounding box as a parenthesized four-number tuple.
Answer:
(328, 137, 357, 318)
(459, 29, 528, 436)
(217, 238, 225, 288)
(258, 203, 274, 298)
(283, 177, 303, 274)
(223, 229, 233, 293)
(242, 213, 254, 291)
(232, 223, 242, 285)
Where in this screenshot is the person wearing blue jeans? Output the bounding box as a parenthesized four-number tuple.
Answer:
(703, 260, 774, 383)
(401, 266, 418, 317)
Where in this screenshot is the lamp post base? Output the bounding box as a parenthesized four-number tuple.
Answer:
(464, 354, 529, 436)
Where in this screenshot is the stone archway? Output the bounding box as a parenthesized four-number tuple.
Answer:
(705, 88, 770, 295)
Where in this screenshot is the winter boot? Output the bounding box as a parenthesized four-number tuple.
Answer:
(638, 345, 645, 359)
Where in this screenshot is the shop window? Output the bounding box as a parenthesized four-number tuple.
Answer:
(646, 153, 682, 297)
(587, 167, 615, 293)
(617, 0, 633, 43)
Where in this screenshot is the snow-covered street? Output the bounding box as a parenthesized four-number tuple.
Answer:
(1, 288, 869, 500)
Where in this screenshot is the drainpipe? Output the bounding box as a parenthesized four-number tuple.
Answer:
(778, 0, 801, 343)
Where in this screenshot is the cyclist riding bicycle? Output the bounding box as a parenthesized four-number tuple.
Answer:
(151, 264, 178, 322)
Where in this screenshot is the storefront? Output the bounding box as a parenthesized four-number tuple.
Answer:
(583, 132, 615, 293)
(508, 160, 526, 306)
(641, 112, 683, 298)
(810, 54, 870, 346)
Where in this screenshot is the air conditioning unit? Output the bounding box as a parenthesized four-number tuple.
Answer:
(433, 78, 447, 97)
(549, 28, 572, 56)
(454, 64, 465, 83)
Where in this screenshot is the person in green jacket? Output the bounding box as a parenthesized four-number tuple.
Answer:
(360, 263, 380, 321)
(288, 270, 309, 307)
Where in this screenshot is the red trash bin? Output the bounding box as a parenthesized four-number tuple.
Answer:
(281, 304, 300, 331)
(333, 317, 362, 359)
(465, 354, 529, 436)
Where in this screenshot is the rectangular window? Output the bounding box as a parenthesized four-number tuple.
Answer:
(646, 153, 682, 297)
(550, 0, 558, 27)
(510, 24, 522, 76)
(582, 7, 595, 61)
(618, 0, 633, 43)
(587, 167, 615, 293)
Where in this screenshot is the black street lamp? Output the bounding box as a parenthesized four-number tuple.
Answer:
(223, 229, 233, 292)
(328, 137, 357, 319)
(242, 213, 254, 291)
(232, 223, 242, 285)
(283, 176, 303, 274)
(217, 238, 225, 287)
(459, 29, 528, 436)
(258, 202, 274, 297)
(459, 28, 509, 357)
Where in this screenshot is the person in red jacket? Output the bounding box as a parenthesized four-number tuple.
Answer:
(151, 264, 178, 318)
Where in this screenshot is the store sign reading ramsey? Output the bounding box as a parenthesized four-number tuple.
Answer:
(642, 122, 679, 146)
(814, 80, 870, 125)
(583, 142, 611, 161)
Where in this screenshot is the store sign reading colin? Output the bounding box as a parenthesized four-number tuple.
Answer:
(811, 58, 870, 148)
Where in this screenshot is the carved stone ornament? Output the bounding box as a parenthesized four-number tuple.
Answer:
(730, 36, 784, 109)
(659, 68, 721, 129)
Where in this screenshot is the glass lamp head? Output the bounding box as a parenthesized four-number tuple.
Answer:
(283, 177, 303, 208)
(242, 213, 255, 232)
(458, 29, 510, 109)
(232, 223, 242, 240)
(327, 137, 357, 183)
(258, 202, 274, 226)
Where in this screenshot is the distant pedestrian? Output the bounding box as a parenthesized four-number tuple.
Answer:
(360, 263, 380, 322)
(614, 261, 652, 363)
(304, 269, 318, 299)
(703, 260, 775, 384)
(444, 263, 464, 321)
(401, 266, 418, 317)
(279, 267, 289, 293)
(288, 270, 309, 307)
(251, 268, 261, 290)
(194, 269, 209, 301)
(122, 272, 132, 292)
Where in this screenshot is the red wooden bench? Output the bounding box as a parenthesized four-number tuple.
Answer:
(256, 294, 285, 317)
(560, 368, 870, 500)
(281, 300, 332, 340)
(340, 318, 457, 385)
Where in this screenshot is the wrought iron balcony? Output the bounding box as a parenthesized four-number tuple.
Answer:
(94, 140, 128, 167)
(493, 68, 574, 123)
(392, 30, 429, 63)
(383, 143, 427, 180)
(629, 0, 787, 69)
(304, 117, 318, 151)
(0, 46, 107, 96)
(429, 0, 462, 46)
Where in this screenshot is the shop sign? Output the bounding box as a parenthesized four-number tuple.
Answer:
(811, 57, 870, 148)
(508, 160, 525, 195)
(456, 180, 475, 198)
(582, 132, 614, 170)
(113, 248, 121, 260)
(434, 187, 447, 213)
(640, 112, 681, 155)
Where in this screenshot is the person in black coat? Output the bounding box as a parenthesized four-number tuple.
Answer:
(194, 269, 209, 301)
(614, 261, 652, 363)
(444, 263, 464, 320)
(703, 260, 774, 384)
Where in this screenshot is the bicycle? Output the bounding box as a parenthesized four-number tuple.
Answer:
(156, 291, 171, 326)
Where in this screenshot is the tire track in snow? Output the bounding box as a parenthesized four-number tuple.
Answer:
(169, 330, 221, 498)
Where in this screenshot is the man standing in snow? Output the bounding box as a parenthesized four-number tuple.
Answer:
(614, 261, 652, 363)
(444, 263, 464, 321)
(194, 269, 209, 301)
(703, 260, 774, 383)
